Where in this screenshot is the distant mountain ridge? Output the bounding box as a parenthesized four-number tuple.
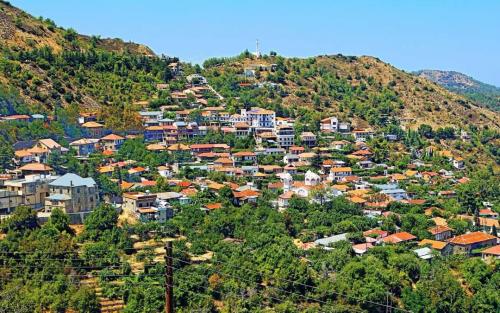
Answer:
(414, 70, 500, 111)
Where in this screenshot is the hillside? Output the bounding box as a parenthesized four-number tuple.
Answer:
(203, 53, 499, 131)
(1, 0, 499, 133)
(415, 69, 500, 111)
(0, 0, 176, 128)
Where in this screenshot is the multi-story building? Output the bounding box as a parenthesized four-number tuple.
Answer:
(352, 129, 374, 142)
(241, 107, 276, 131)
(123, 191, 157, 212)
(45, 173, 99, 214)
(100, 134, 125, 152)
(328, 167, 352, 182)
(0, 190, 22, 215)
(276, 125, 295, 148)
(69, 138, 100, 156)
(122, 191, 172, 222)
(232, 151, 257, 165)
(3, 174, 57, 211)
(300, 132, 317, 148)
(320, 117, 338, 132)
(139, 111, 163, 127)
(234, 122, 251, 138)
(81, 121, 107, 138)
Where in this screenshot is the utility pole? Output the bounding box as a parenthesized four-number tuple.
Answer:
(165, 241, 174, 313)
(386, 291, 391, 313)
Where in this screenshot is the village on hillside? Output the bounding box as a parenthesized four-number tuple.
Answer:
(0, 63, 498, 263)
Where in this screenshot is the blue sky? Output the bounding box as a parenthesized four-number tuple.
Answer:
(11, 0, 500, 86)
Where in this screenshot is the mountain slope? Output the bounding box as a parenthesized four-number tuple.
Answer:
(415, 70, 500, 111)
(204, 54, 499, 130)
(0, 0, 176, 127)
(1, 1, 499, 132)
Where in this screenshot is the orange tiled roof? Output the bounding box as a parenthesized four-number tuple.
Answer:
(481, 244, 500, 256)
(233, 189, 260, 199)
(330, 167, 352, 173)
(419, 239, 448, 250)
(349, 196, 367, 204)
(448, 232, 497, 245)
(121, 181, 135, 190)
(352, 149, 373, 156)
(431, 217, 448, 226)
(383, 232, 416, 244)
(215, 157, 233, 164)
(82, 121, 104, 128)
(205, 203, 222, 210)
(15, 150, 33, 158)
(363, 229, 388, 237)
(181, 188, 198, 197)
(428, 225, 452, 235)
(233, 151, 256, 157)
(19, 163, 52, 171)
(101, 134, 125, 141)
(146, 143, 167, 151)
(279, 191, 295, 200)
(268, 182, 284, 189)
(177, 181, 192, 188)
(168, 144, 190, 151)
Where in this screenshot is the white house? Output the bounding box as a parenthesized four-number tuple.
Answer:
(320, 117, 338, 132)
(328, 167, 352, 182)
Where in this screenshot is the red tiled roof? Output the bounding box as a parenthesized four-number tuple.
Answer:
(177, 181, 192, 188)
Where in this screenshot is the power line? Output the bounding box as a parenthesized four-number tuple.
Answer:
(0, 246, 411, 312)
(169, 249, 412, 313)
(166, 255, 367, 313)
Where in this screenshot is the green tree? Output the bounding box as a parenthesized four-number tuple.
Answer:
(46, 208, 74, 234)
(70, 287, 100, 313)
(0, 206, 38, 233)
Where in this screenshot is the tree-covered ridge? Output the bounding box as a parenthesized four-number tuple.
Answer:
(415, 70, 500, 112)
(0, 0, 177, 126)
